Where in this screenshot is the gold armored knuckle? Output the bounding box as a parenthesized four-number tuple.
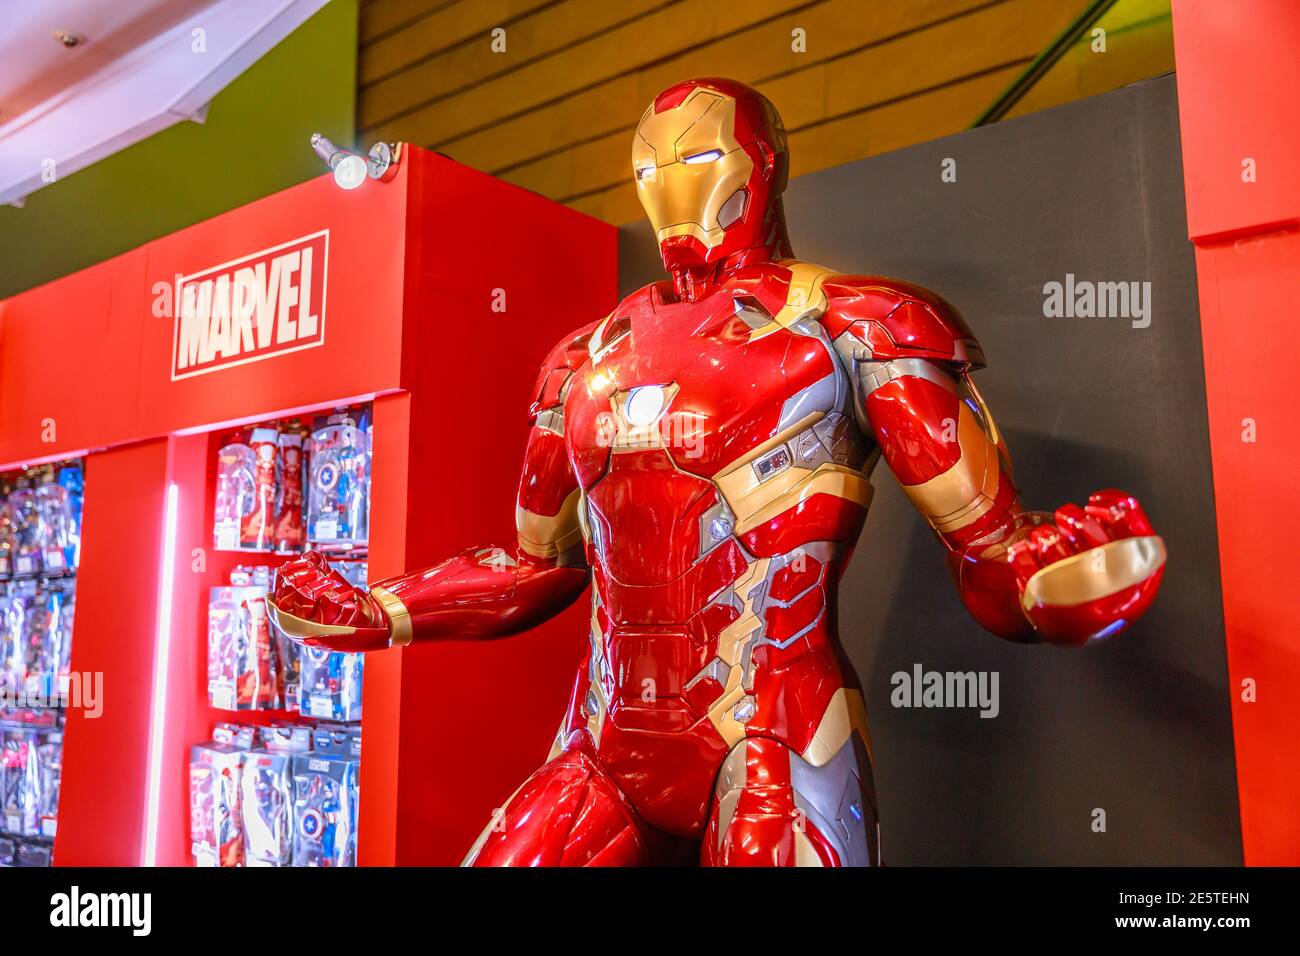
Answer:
(265, 600, 362, 640)
(1021, 536, 1167, 611)
(264, 589, 408, 647)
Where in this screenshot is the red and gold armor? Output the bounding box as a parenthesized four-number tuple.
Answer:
(270, 78, 1166, 867)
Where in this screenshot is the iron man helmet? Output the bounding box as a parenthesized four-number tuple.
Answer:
(633, 77, 789, 271)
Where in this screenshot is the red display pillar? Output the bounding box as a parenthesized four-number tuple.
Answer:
(1172, 0, 1300, 864)
(356, 155, 616, 865)
(54, 440, 170, 864)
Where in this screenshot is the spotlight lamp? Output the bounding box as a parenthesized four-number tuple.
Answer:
(311, 133, 400, 190)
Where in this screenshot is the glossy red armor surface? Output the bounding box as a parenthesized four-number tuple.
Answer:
(269, 78, 1165, 866)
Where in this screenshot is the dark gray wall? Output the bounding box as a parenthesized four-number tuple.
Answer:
(619, 75, 1240, 865)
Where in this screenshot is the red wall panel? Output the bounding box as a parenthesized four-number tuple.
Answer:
(55, 440, 169, 864)
(1173, 0, 1300, 864)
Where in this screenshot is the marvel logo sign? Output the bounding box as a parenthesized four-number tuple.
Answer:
(171, 230, 329, 380)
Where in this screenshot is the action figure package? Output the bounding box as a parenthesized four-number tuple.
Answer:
(229, 564, 271, 589)
(14, 841, 51, 867)
(275, 626, 301, 714)
(0, 588, 29, 698)
(0, 485, 15, 579)
(207, 586, 278, 711)
(35, 728, 61, 839)
(7, 479, 41, 577)
(294, 560, 366, 721)
(258, 724, 312, 754)
(57, 466, 83, 570)
(213, 440, 255, 551)
(299, 646, 363, 722)
(274, 429, 307, 552)
(312, 722, 361, 758)
(242, 427, 280, 550)
(306, 409, 371, 548)
(1, 727, 38, 836)
(189, 724, 255, 867)
(241, 750, 295, 866)
(21, 587, 73, 703)
(34, 467, 80, 573)
(291, 749, 359, 867)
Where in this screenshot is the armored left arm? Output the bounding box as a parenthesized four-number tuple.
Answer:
(823, 275, 1165, 646)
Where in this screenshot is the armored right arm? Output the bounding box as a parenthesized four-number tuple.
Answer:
(268, 326, 595, 652)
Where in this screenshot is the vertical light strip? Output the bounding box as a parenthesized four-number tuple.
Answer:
(142, 481, 179, 866)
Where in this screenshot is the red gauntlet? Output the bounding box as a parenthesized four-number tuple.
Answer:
(950, 489, 1166, 647)
(268, 547, 588, 652)
(268, 550, 391, 651)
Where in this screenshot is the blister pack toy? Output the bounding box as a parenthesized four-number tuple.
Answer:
(291, 747, 359, 867)
(274, 430, 306, 552)
(13, 586, 71, 704)
(1, 728, 38, 836)
(7, 480, 42, 577)
(299, 646, 363, 722)
(241, 428, 280, 550)
(0, 485, 15, 580)
(275, 626, 301, 714)
(18, 593, 50, 702)
(14, 841, 51, 866)
(36, 728, 61, 839)
(56, 466, 83, 571)
(34, 468, 78, 574)
(241, 751, 294, 866)
(307, 410, 371, 547)
(213, 441, 256, 551)
(207, 586, 278, 710)
(0, 588, 34, 700)
(189, 725, 254, 867)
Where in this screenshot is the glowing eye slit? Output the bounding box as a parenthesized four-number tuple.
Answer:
(682, 148, 724, 165)
(634, 164, 656, 181)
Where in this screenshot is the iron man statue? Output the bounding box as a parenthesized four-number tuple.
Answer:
(268, 78, 1166, 867)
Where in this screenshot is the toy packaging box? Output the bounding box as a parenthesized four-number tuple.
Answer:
(189, 724, 255, 867)
(5, 480, 41, 577)
(188, 722, 360, 868)
(240, 750, 294, 867)
(1, 728, 39, 836)
(207, 585, 278, 711)
(213, 441, 256, 552)
(294, 560, 365, 722)
(0, 715, 60, 841)
(306, 409, 371, 547)
(299, 646, 363, 722)
(292, 725, 361, 867)
(34, 466, 82, 573)
(274, 430, 307, 551)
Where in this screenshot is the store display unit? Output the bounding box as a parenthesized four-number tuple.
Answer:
(0, 144, 617, 864)
(0, 460, 84, 867)
(192, 407, 370, 866)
